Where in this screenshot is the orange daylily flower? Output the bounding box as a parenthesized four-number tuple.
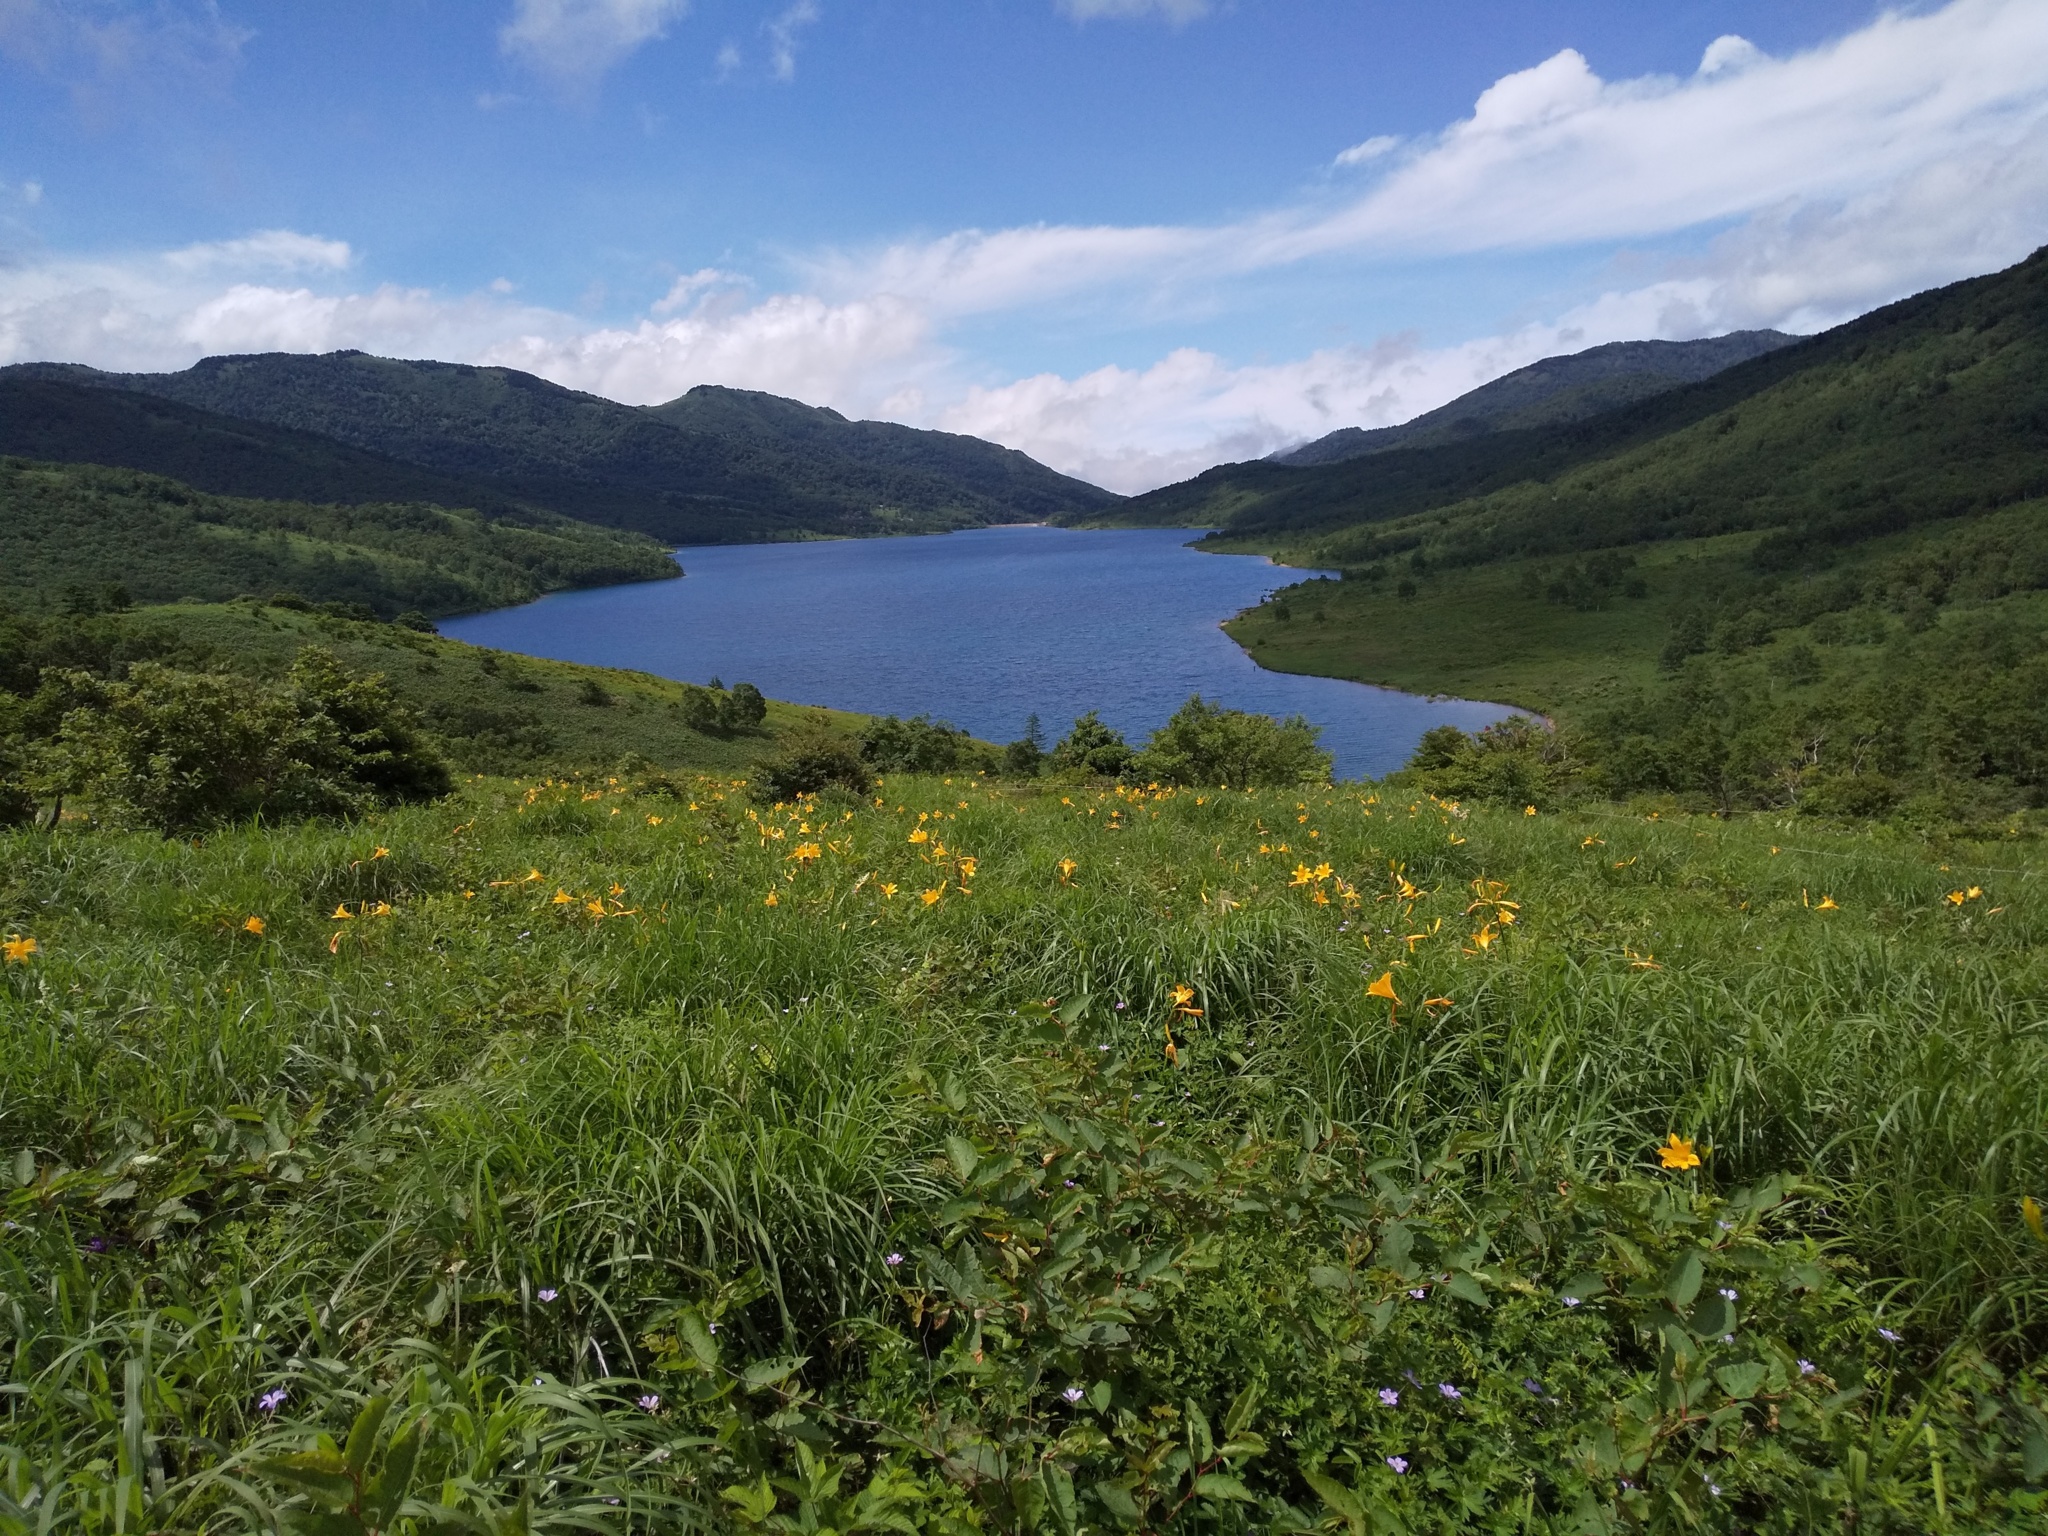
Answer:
(764, 891, 779, 907)
(372, 847, 389, 859)
(331, 904, 353, 920)
(3, 935, 38, 963)
(908, 829, 929, 844)
(879, 883, 899, 898)
(552, 889, 573, 906)
(1656, 1134, 1702, 1171)
(1367, 971, 1399, 1003)
(242, 916, 266, 936)
(921, 886, 945, 906)
(2024, 1196, 2046, 1245)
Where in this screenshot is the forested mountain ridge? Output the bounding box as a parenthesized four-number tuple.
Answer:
(1107, 247, 2048, 549)
(2, 351, 1118, 543)
(1271, 329, 1795, 467)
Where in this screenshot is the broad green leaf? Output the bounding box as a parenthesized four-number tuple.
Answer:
(944, 1136, 980, 1184)
(742, 1354, 810, 1391)
(1223, 1379, 1262, 1438)
(344, 1395, 391, 1480)
(1040, 1463, 1078, 1536)
(679, 1310, 720, 1369)
(1664, 1248, 1705, 1308)
(1090, 1482, 1141, 1527)
(1687, 1292, 1734, 1339)
(1715, 1362, 1768, 1400)
(1301, 1467, 1366, 1536)
(1444, 1270, 1490, 1308)
(723, 1474, 779, 1523)
(1193, 1473, 1255, 1503)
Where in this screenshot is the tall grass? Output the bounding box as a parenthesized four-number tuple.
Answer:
(3, 776, 2044, 1529)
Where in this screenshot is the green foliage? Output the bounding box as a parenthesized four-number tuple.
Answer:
(862, 714, 982, 774)
(1130, 694, 1332, 787)
(34, 648, 449, 832)
(1050, 711, 1133, 778)
(753, 721, 875, 803)
(2, 780, 2046, 1530)
(6, 354, 1118, 545)
(0, 457, 679, 618)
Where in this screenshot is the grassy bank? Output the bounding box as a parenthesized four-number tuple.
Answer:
(4, 773, 2045, 1531)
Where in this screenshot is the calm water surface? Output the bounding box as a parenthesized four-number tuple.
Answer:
(442, 526, 1517, 780)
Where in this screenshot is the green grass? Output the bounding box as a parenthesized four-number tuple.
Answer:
(4, 774, 2045, 1530)
(89, 601, 875, 776)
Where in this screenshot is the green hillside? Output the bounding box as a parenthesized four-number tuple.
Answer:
(1220, 248, 2048, 821)
(0, 457, 680, 618)
(5, 352, 1119, 544)
(1105, 247, 2048, 546)
(0, 376, 559, 517)
(0, 598, 865, 780)
(1272, 330, 1794, 467)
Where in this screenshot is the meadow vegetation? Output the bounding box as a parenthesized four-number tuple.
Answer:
(3, 764, 2045, 1533)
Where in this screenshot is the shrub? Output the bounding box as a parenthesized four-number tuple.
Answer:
(37, 648, 448, 832)
(1050, 710, 1133, 778)
(1131, 694, 1333, 787)
(751, 722, 873, 802)
(861, 714, 974, 774)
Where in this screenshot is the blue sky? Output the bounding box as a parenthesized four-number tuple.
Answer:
(4, 0, 2047, 489)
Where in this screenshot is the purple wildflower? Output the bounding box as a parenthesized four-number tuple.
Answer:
(1062, 1386, 1085, 1404)
(1408, 1288, 1426, 1300)
(1878, 1327, 1902, 1343)
(1438, 1382, 1461, 1400)
(258, 1388, 287, 1414)
(1562, 1295, 1583, 1308)
(1798, 1359, 1817, 1376)
(1378, 1388, 1399, 1406)
(1521, 1378, 1544, 1396)
(1385, 1456, 1409, 1474)
(1718, 1288, 1738, 1300)
(537, 1288, 558, 1302)
(638, 1394, 661, 1412)
(87, 1237, 107, 1253)
(885, 1252, 904, 1267)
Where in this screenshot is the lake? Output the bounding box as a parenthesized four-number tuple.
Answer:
(441, 525, 1518, 780)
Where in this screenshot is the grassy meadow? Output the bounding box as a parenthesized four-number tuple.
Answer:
(5, 769, 2046, 1532)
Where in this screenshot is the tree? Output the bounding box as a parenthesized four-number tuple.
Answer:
(752, 722, 872, 803)
(861, 714, 972, 773)
(1130, 695, 1332, 788)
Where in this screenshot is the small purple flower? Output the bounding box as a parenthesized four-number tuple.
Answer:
(1115, 1001, 1127, 1010)
(1408, 1288, 1426, 1300)
(537, 1288, 558, 1302)
(1878, 1327, 1902, 1343)
(1378, 1388, 1400, 1406)
(638, 1394, 661, 1412)
(1064, 1179, 1077, 1188)
(708, 1322, 719, 1333)
(1718, 1288, 1738, 1301)
(1716, 1220, 1733, 1231)
(1521, 1378, 1544, 1396)
(86, 1237, 107, 1253)
(1385, 1456, 1409, 1474)
(1708, 1483, 1722, 1497)
(258, 1388, 287, 1414)
(1562, 1295, 1583, 1308)
(1798, 1359, 1817, 1376)
(1438, 1382, 1461, 1400)
(1062, 1386, 1085, 1403)
(885, 1252, 904, 1267)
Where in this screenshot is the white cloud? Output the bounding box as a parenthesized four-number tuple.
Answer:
(500, 0, 687, 88)
(1058, 0, 1210, 22)
(765, 0, 817, 82)
(1333, 134, 1399, 169)
(0, 0, 251, 118)
(3, 0, 2045, 494)
(163, 230, 354, 274)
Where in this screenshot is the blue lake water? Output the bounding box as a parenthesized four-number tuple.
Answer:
(441, 525, 1518, 781)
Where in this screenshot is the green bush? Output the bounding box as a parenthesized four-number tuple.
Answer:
(752, 722, 873, 802)
(862, 713, 979, 774)
(1050, 710, 1134, 778)
(1132, 694, 1332, 787)
(36, 648, 447, 831)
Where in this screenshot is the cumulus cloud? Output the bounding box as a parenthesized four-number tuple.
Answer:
(1057, 0, 1210, 22)
(500, 0, 687, 89)
(1333, 134, 1399, 169)
(4, 0, 2045, 493)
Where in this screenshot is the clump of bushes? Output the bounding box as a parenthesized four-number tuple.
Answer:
(27, 647, 448, 832)
(751, 720, 873, 802)
(679, 680, 767, 734)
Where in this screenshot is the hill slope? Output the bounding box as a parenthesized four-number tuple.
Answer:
(1272, 330, 1795, 466)
(0, 457, 679, 617)
(0, 376, 567, 517)
(1224, 247, 2048, 819)
(4, 352, 1119, 543)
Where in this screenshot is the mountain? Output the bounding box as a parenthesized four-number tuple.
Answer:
(0, 375, 553, 517)
(0, 457, 679, 617)
(1271, 330, 1795, 467)
(2, 352, 1119, 543)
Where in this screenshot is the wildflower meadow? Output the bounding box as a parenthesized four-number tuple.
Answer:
(3, 771, 2045, 1532)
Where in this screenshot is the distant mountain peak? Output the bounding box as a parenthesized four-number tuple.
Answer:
(1272, 330, 1797, 468)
